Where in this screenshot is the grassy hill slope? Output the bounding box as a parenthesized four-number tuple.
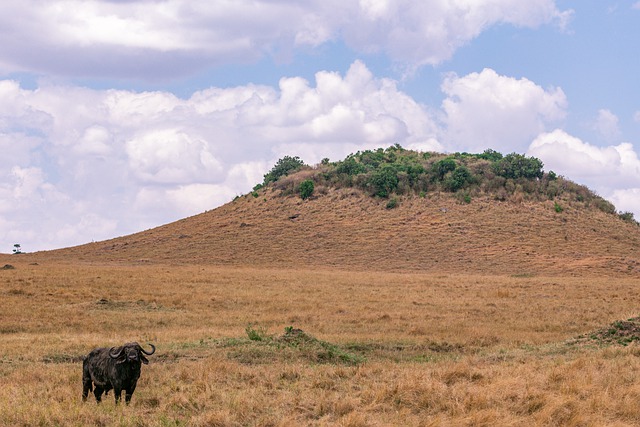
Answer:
(28, 184, 640, 276)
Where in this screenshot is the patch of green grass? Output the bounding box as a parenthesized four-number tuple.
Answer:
(231, 326, 365, 365)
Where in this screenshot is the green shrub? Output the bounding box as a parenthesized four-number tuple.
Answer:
(554, 202, 563, 213)
(359, 149, 385, 169)
(263, 156, 306, 185)
(619, 211, 637, 223)
(444, 165, 471, 192)
(246, 324, 268, 341)
(386, 198, 398, 209)
(299, 179, 315, 200)
(493, 153, 543, 180)
(369, 164, 399, 198)
(477, 149, 503, 162)
(432, 157, 457, 180)
(593, 198, 616, 214)
(336, 156, 367, 176)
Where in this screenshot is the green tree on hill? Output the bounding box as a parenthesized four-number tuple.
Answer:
(444, 165, 472, 192)
(263, 156, 306, 185)
(369, 164, 399, 198)
(492, 153, 543, 180)
(432, 157, 457, 181)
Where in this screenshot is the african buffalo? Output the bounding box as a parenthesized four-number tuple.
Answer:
(82, 342, 155, 404)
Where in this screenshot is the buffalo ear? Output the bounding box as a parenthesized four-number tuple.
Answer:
(141, 354, 149, 365)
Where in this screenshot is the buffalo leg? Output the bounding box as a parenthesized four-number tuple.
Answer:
(125, 382, 137, 404)
(82, 380, 92, 402)
(93, 386, 104, 403)
(114, 388, 123, 404)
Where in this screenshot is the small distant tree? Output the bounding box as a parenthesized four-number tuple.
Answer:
(13, 244, 22, 254)
(299, 179, 315, 200)
(263, 156, 306, 185)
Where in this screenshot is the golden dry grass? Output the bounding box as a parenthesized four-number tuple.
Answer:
(2, 260, 640, 426)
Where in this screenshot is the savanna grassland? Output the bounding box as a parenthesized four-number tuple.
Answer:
(2, 148, 640, 426)
(2, 261, 640, 426)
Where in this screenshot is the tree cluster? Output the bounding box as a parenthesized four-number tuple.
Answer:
(256, 145, 628, 220)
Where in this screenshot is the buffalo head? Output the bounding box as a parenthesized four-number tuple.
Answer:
(109, 342, 155, 365)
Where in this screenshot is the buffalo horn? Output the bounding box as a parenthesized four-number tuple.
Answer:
(140, 343, 156, 355)
(109, 346, 124, 359)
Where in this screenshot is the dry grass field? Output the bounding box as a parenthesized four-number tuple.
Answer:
(2, 179, 640, 426)
(2, 259, 640, 426)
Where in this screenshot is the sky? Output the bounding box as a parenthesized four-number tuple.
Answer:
(1, 0, 640, 253)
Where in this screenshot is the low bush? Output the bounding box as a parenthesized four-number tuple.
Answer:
(554, 202, 564, 213)
(299, 179, 314, 200)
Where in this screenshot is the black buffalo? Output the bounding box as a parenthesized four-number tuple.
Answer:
(82, 342, 156, 404)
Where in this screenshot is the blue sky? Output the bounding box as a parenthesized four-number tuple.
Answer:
(1, 0, 639, 252)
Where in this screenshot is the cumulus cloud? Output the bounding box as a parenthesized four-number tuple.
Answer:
(610, 189, 640, 216)
(593, 109, 621, 143)
(345, 0, 571, 71)
(0, 61, 441, 251)
(440, 69, 567, 153)
(0, 0, 570, 79)
(528, 129, 640, 212)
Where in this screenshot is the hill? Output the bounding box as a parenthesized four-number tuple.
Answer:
(19, 147, 640, 276)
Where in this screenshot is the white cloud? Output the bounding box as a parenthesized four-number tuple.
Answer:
(528, 130, 626, 179)
(593, 109, 621, 143)
(634, 111, 640, 122)
(125, 129, 224, 185)
(610, 189, 640, 216)
(440, 68, 567, 153)
(0, 0, 570, 78)
(633, 2, 640, 10)
(344, 0, 571, 70)
(0, 61, 441, 251)
(528, 129, 640, 215)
